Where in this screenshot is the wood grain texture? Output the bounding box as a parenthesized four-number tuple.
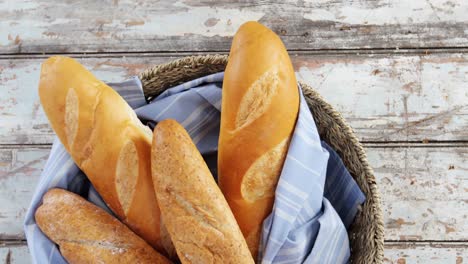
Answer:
(1, 242, 467, 264)
(384, 242, 468, 263)
(1, 145, 466, 241)
(0, 146, 46, 240)
(1, 53, 467, 145)
(367, 145, 468, 241)
(0, 243, 30, 264)
(0, 55, 176, 145)
(1, 0, 468, 54)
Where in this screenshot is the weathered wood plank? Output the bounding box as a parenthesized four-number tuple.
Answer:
(0, 55, 177, 145)
(384, 242, 468, 263)
(0, 243, 30, 264)
(1, 242, 467, 263)
(1, 53, 467, 144)
(0, 145, 466, 240)
(0, 146, 47, 240)
(367, 146, 468, 241)
(1, 0, 467, 54)
(298, 53, 468, 142)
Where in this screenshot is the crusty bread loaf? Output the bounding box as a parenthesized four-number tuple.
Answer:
(38, 56, 169, 253)
(35, 188, 171, 264)
(218, 21, 300, 257)
(151, 119, 254, 264)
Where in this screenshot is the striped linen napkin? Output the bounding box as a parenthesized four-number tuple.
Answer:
(24, 72, 365, 264)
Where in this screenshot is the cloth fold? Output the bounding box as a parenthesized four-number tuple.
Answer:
(24, 72, 365, 264)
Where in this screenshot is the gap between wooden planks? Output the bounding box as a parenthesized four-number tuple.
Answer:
(1, 52, 467, 144)
(0, 144, 466, 242)
(2, 47, 468, 59)
(1, 0, 468, 53)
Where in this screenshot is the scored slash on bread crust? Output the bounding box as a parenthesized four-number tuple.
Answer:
(241, 137, 290, 202)
(218, 21, 300, 258)
(235, 68, 279, 130)
(65, 88, 78, 148)
(115, 140, 138, 215)
(38, 56, 172, 255)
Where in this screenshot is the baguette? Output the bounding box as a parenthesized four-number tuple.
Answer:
(218, 21, 300, 257)
(151, 119, 254, 264)
(35, 188, 171, 264)
(38, 56, 169, 253)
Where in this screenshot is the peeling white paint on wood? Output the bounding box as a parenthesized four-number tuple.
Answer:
(368, 146, 468, 241)
(0, 1, 264, 47)
(0, 145, 466, 240)
(0, 147, 47, 239)
(0, 244, 30, 264)
(0, 55, 176, 145)
(1, 0, 467, 53)
(303, 0, 468, 25)
(1, 53, 467, 145)
(297, 54, 468, 142)
(384, 242, 468, 263)
(109, 1, 265, 38)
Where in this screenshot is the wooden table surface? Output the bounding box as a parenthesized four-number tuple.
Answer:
(1, 0, 467, 263)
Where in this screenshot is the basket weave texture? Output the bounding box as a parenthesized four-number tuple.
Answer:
(139, 55, 385, 264)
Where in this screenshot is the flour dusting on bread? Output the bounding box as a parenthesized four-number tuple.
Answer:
(235, 69, 279, 130)
(65, 88, 78, 148)
(115, 140, 138, 215)
(241, 137, 289, 202)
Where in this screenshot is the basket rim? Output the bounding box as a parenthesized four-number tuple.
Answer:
(138, 54, 384, 263)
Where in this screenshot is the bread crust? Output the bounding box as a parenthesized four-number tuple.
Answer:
(38, 56, 166, 252)
(218, 21, 299, 257)
(151, 119, 254, 264)
(35, 188, 171, 264)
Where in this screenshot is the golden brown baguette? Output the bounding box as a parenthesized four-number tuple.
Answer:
(151, 119, 254, 264)
(38, 56, 170, 254)
(35, 188, 172, 264)
(218, 21, 300, 257)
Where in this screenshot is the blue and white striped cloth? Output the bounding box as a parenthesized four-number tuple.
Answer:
(24, 72, 365, 264)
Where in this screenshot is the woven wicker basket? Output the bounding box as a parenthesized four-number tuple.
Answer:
(139, 55, 385, 264)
